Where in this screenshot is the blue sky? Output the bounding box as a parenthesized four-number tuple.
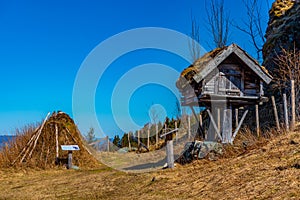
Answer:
(0, 0, 271, 137)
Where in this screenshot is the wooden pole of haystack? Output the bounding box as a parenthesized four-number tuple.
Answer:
(155, 124, 158, 148)
(55, 124, 59, 163)
(128, 132, 131, 151)
(255, 104, 260, 137)
(291, 80, 296, 131)
(188, 115, 191, 139)
(271, 96, 280, 130)
(283, 93, 289, 131)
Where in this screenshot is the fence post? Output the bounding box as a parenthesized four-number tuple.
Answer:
(283, 93, 289, 131)
(106, 136, 110, 152)
(155, 124, 158, 148)
(128, 132, 131, 151)
(291, 80, 296, 131)
(255, 104, 260, 137)
(271, 96, 280, 130)
(147, 128, 150, 149)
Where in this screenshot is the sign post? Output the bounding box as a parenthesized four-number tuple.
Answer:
(61, 145, 80, 169)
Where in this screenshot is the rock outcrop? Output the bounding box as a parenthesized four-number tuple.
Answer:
(263, 0, 300, 73)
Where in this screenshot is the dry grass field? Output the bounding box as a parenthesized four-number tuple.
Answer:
(0, 130, 300, 200)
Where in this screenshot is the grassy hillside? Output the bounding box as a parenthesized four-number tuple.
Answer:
(0, 129, 299, 199)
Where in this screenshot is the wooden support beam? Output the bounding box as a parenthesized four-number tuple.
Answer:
(283, 93, 289, 131)
(232, 110, 249, 143)
(217, 108, 221, 131)
(291, 80, 296, 131)
(207, 109, 222, 141)
(271, 96, 280, 130)
(235, 108, 239, 128)
(255, 104, 260, 137)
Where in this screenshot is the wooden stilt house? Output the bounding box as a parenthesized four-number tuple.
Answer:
(176, 44, 272, 143)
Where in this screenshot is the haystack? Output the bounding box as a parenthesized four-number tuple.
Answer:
(0, 111, 99, 169)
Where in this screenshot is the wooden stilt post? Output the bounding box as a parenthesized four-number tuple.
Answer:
(291, 80, 295, 131)
(155, 124, 158, 148)
(283, 93, 289, 131)
(232, 110, 249, 143)
(207, 109, 222, 141)
(217, 108, 221, 131)
(128, 132, 131, 151)
(271, 96, 280, 130)
(255, 104, 260, 137)
(235, 108, 239, 128)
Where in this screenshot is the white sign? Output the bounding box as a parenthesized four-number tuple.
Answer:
(61, 145, 80, 151)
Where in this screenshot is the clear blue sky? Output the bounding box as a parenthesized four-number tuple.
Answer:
(0, 0, 271, 137)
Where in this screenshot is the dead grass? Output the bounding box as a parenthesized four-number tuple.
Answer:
(0, 128, 300, 199)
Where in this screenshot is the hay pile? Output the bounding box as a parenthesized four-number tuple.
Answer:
(0, 112, 99, 169)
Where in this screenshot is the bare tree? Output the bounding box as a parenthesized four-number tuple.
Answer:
(205, 0, 230, 48)
(274, 46, 300, 116)
(189, 14, 201, 62)
(233, 0, 268, 61)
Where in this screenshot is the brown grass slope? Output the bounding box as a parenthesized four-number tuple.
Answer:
(0, 129, 299, 199)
